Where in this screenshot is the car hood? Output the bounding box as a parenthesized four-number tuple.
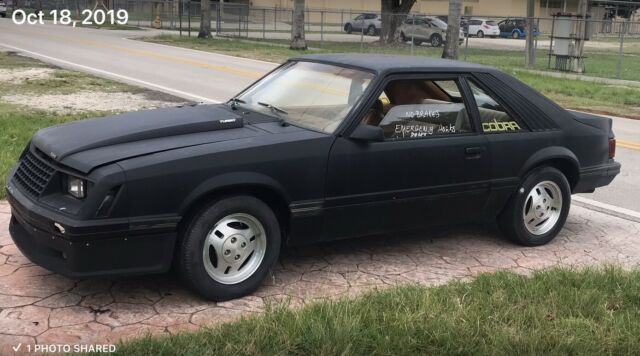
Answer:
(32, 104, 255, 173)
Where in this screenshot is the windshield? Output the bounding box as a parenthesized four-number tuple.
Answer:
(428, 18, 448, 29)
(486, 20, 497, 26)
(236, 61, 374, 133)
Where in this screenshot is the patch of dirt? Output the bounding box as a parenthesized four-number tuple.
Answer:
(2, 91, 182, 114)
(0, 68, 57, 84)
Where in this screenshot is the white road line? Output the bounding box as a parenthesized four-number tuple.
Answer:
(0, 43, 222, 104)
(573, 195, 640, 223)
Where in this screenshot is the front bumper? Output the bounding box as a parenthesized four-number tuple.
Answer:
(573, 161, 621, 194)
(7, 184, 177, 278)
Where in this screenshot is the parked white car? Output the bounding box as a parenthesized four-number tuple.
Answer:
(467, 18, 500, 38)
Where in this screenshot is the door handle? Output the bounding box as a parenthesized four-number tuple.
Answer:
(465, 146, 485, 158)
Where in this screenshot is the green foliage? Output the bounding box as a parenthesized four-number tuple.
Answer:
(115, 267, 640, 356)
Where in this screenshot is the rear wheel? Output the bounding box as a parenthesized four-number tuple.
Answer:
(498, 166, 571, 246)
(367, 25, 376, 36)
(179, 195, 281, 301)
(477, 30, 484, 38)
(512, 30, 520, 39)
(345, 23, 353, 34)
(430, 34, 443, 47)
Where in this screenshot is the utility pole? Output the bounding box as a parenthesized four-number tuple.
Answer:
(526, 0, 535, 68)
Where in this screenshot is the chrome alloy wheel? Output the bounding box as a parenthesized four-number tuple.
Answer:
(522, 181, 563, 235)
(203, 213, 267, 284)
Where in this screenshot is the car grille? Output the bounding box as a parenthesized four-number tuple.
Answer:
(13, 149, 57, 197)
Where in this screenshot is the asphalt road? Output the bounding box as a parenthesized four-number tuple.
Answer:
(0, 18, 638, 212)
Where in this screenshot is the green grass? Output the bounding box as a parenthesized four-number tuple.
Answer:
(116, 267, 640, 355)
(143, 35, 640, 118)
(0, 52, 145, 199)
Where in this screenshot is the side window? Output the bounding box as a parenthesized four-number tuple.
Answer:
(467, 78, 524, 133)
(354, 15, 363, 21)
(360, 79, 472, 140)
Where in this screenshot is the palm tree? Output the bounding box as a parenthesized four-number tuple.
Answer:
(442, 0, 462, 59)
(199, 0, 212, 38)
(290, 0, 307, 49)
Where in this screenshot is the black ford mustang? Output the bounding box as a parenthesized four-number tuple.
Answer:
(6, 54, 620, 300)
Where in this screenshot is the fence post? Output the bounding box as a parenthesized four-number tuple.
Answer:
(360, 18, 364, 52)
(262, 8, 266, 39)
(274, 6, 277, 31)
(187, 0, 191, 37)
(617, 21, 626, 79)
(547, 16, 554, 69)
(411, 16, 415, 55)
(320, 11, 324, 47)
(179, 0, 182, 36)
(464, 27, 469, 60)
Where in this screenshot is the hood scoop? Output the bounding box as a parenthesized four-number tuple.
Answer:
(32, 104, 242, 162)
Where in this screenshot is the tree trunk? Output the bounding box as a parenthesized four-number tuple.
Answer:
(290, 0, 306, 50)
(380, 0, 416, 44)
(442, 0, 462, 59)
(199, 0, 212, 38)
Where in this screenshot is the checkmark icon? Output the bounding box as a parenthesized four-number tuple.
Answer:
(12, 343, 22, 352)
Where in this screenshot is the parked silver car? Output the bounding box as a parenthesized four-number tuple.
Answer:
(344, 13, 381, 36)
(400, 16, 465, 47)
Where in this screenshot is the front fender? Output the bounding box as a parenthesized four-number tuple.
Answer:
(178, 171, 291, 214)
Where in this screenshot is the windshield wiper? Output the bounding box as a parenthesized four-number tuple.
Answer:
(228, 97, 246, 110)
(257, 101, 289, 126)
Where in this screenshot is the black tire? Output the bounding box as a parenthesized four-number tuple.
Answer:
(512, 31, 520, 39)
(367, 25, 376, 36)
(179, 195, 281, 301)
(430, 34, 442, 47)
(400, 32, 407, 42)
(344, 23, 353, 34)
(477, 30, 484, 38)
(497, 166, 571, 246)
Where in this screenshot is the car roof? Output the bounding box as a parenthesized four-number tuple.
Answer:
(290, 54, 495, 75)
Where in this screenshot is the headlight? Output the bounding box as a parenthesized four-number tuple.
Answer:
(67, 176, 86, 199)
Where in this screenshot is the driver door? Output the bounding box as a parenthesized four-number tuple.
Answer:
(323, 75, 492, 240)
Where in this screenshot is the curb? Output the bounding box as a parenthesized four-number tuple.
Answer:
(573, 195, 640, 223)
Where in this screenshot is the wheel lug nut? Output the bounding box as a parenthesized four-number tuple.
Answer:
(224, 250, 231, 255)
(234, 255, 240, 260)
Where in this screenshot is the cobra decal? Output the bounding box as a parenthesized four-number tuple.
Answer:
(482, 120, 521, 132)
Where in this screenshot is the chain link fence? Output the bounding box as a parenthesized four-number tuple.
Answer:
(7, 1, 640, 81)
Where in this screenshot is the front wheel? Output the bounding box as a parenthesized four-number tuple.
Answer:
(477, 30, 484, 38)
(179, 195, 281, 301)
(498, 166, 571, 246)
(430, 34, 442, 47)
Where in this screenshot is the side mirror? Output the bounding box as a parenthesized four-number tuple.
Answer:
(350, 125, 384, 142)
